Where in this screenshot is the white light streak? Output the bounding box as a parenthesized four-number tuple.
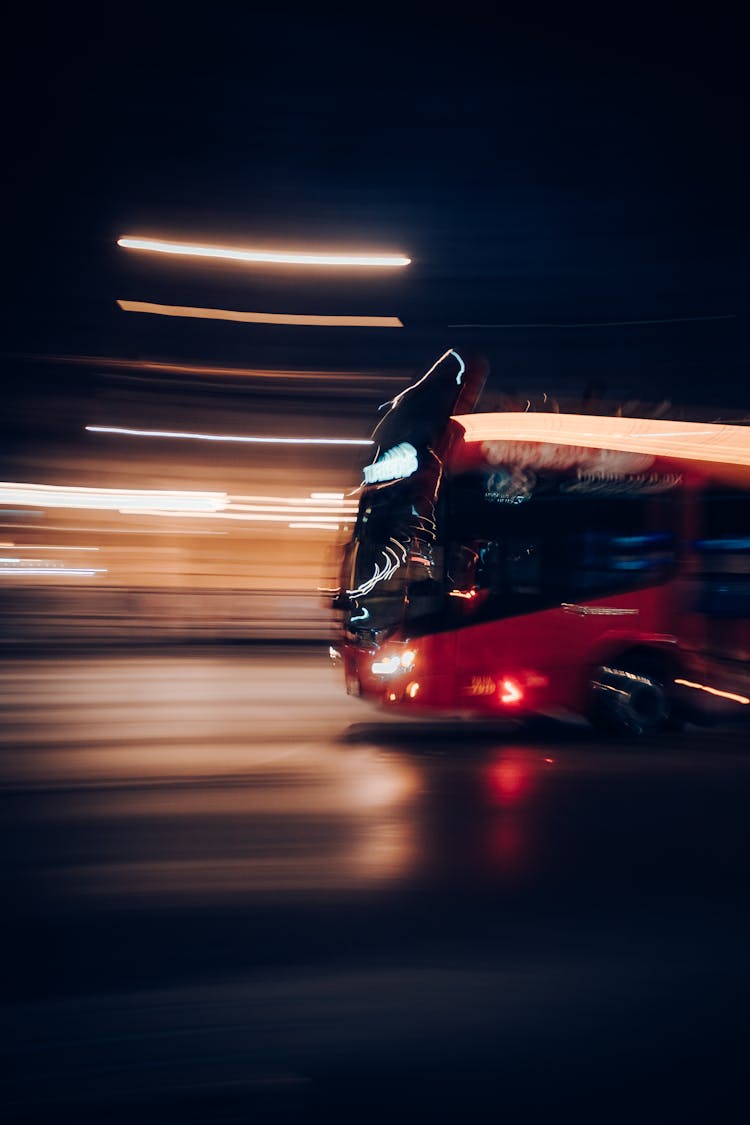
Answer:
(117, 299, 403, 329)
(288, 523, 340, 531)
(226, 503, 356, 516)
(384, 349, 464, 411)
(347, 538, 406, 598)
(364, 442, 419, 484)
(117, 237, 411, 268)
(0, 567, 107, 577)
(228, 493, 356, 506)
(117, 510, 344, 524)
(310, 492, 345, 500)
(0, 483, 226, 513)
(0, 523, 226, 536)
(10, 545, 100, 551)
(86, 425, 373, 447)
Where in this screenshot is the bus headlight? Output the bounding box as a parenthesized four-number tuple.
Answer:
(372, 648, 417, 676)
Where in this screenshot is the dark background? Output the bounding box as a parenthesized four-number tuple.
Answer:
(2, 12, 750, 1123)
(4, 5, 747, 406)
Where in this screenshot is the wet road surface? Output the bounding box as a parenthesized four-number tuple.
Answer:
(2, 646, 750, 1122)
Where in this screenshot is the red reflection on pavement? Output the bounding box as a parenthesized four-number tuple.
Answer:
(487, 756, 533, 804)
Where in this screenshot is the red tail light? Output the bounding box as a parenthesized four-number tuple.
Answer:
(499, 678, 523, 705)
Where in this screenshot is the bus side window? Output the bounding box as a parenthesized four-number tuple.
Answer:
(457, 539, 540, 597)
(573, 530, 675, 589)
(504, 539, 541, 594)
(694, 490, 750, 618)
(449, 540, 509, 594)
(448, 543, 481, 591)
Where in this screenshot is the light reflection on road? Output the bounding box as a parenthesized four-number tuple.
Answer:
(2, 647, 750, 911)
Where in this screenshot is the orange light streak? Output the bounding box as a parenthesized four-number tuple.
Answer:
(117, 300, 403, 328)
(454, 413, 750, 468)
(674, 679, 750, 705)
(20, 354, 407, 386)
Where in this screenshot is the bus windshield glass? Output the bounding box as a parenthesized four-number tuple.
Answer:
(345, 482, 443, 634)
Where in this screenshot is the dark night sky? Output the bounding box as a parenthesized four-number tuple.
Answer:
(4, 5, 747, 406)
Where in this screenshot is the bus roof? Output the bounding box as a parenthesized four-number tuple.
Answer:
(452, 412, 750, 470)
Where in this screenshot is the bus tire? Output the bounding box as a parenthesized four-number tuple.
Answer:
(589, 655, 681, 738)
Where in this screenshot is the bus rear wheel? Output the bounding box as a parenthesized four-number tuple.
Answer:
(589, 658, 679, 738)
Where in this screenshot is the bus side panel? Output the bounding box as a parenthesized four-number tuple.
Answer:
(452, 583, 679, 718)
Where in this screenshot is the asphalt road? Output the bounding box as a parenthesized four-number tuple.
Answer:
(2, 646, 750, 1123)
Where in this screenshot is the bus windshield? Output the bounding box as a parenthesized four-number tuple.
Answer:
(345, 483, 443, 635)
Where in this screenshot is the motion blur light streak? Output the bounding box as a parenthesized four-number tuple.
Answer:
(222, 494, 356, 507)
(0, 567, 106, 577)
(227, 505, 354, 516)
(117, 300, 403, 328)
(85, 425, 373, 447)
(0, 523, 226, 536)
(117, 236, 411, 268)
(385, 349, 463, 412)
(674, 679, 750, 705)
(288, 523, 340, 531)
(117, 509, 342, 524)
(0, 557, 103, 566)
(449, 314, 737, 328)
(455, 414, 750, 468)
(226, 504, 357, 515)
(30, 355, 407, 386)
(363, 442, 419, 484)
(0, 483, 227, 512)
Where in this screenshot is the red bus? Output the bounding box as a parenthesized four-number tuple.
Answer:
(332, 350, 750, 735)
